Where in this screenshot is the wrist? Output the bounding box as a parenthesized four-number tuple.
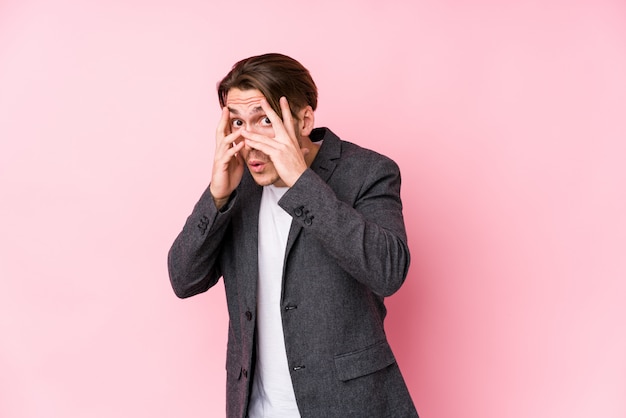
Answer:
(212, 195, 230, 210)
(209, 186, 230, 210)
(286, 167, 307, 188)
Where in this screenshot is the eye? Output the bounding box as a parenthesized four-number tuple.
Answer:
(260, 116, 272, 126)
(231, 119, 244, 129)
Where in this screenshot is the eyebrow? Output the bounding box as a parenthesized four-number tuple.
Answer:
(228, 106, 263, 116)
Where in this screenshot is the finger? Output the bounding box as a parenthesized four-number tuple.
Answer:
(279, 96, 298, 142)
(240, 130, 278, 154)
(216, 106, 231, 138)
(215, 130, 243, 161)
(225, 130, 243, 145)
(217, 139, 245, 163)
(217, 130, 241, 150)
(215, 107, 237, 154)
(259, 98, 289, 140)
(229, 140, 245, 160)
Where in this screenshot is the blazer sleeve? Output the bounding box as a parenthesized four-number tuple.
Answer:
(167, 185, 236, 298)
(278, 156, 410, 297)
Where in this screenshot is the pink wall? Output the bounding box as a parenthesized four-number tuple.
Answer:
(1, 0, 625, 417)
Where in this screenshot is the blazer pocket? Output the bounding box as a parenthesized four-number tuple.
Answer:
(334, 340, 396, 382)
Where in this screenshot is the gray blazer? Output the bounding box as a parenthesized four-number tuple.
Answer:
(168, 128, 418, 418)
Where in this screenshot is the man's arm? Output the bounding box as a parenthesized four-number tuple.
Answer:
(168, 103, 245, 298)
(279, 156, 410, 297)
(167, 186, 236, 298)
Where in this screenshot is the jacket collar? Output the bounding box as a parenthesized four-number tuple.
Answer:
(309, 127, 341, 183)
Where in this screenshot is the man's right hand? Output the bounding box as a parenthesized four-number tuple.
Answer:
(209, 106, 245, 209)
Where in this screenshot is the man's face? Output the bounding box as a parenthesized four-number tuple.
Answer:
(225, 88, 292, 187)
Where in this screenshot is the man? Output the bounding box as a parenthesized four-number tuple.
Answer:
(168, 53, 418, 417)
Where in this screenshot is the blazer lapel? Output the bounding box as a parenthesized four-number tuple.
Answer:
(239, 171, 263, 304)
(283, 128, 341, 260)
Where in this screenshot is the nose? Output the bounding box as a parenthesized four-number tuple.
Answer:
(241, 124, 271, 150)
(242, 136, 252, 151)
(245, 123, 264, 134)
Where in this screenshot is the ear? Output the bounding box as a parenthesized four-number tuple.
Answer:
(298, 105, 315, 137)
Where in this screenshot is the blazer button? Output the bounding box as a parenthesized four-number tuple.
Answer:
(242, 368, 248, 378)
(245, 311, 253, 321)
(294, 207, 304, 217)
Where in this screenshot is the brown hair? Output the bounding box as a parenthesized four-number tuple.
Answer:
(217, 53, 318, 119)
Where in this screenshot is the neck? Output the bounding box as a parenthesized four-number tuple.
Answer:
(301, 136, 321, 167)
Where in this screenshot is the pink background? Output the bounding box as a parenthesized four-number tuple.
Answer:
(1, 0, 625, 417)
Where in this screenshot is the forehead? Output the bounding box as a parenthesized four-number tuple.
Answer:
(225, 88, 265, 107)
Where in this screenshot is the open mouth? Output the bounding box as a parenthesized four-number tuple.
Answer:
(248, 160, 267, 173)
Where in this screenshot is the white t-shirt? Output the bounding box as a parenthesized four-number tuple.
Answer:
(248, 184, 301, 418)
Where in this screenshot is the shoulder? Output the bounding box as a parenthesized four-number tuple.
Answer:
(314, 127, 401, 175)
(342, 140, 398, 168)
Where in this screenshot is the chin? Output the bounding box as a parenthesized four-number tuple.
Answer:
(251, 173, 280, 187)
